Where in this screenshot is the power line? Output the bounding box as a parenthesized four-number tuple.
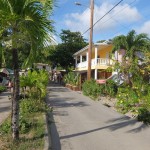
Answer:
(99, 0, 150, 40)
(94, 0, 137, 33)
(82, 0, 124, 35)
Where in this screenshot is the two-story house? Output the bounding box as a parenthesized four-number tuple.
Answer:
(73, 41, 113, 82)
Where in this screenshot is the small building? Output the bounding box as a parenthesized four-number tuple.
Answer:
(34, 63, 51, 72)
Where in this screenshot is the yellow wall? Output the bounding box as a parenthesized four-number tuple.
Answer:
(92, 45, 113, 59)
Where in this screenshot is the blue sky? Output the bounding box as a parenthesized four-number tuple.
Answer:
(51, 0, 150, 43)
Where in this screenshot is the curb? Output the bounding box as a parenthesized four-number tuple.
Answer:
(44, 112, 53, 150)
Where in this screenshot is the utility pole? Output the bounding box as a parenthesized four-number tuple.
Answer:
(87, 0, 94, 80)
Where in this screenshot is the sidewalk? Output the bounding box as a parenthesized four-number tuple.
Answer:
(0, 91, 11, 125)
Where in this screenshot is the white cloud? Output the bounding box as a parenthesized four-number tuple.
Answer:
(137, 21, 150, 36)
(64, 2, 141, 37)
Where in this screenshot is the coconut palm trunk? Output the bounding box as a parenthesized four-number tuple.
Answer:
(12, 48, 20, 139)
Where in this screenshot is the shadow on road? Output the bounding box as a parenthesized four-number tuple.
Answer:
(0, 92, 11, 97)
(46, 111, 61, 150)
(106, 116, 149, 133)
(0, 106, 11, 113)
(59, 116, 149, 140)
(49, 98, 89, 108)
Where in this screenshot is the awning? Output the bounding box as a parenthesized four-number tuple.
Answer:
(0, 68, 14, 75)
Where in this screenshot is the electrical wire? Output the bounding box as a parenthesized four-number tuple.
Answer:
(82, 0, 124, 35)
(93, 0, 137, 33)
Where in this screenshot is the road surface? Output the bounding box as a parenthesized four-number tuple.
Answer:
(47, 83, 150, 150)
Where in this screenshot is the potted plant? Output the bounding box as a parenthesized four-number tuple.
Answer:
(72, 74, 80, 91)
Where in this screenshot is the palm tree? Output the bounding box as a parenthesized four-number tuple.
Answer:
(112, 30, 150, 85)
(0, 0, 54, 140)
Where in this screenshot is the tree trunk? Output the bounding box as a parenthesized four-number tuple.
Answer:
(12, 48, 20, 140)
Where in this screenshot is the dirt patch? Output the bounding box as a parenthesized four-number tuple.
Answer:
(99, 96, 116, 109)
(98, 96, 137, 118)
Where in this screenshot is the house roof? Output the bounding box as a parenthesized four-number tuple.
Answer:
(34, 63, 49, 66)
(73, 41, 112, 57)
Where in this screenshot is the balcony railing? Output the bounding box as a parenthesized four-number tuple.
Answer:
(76, 58, 112, 69)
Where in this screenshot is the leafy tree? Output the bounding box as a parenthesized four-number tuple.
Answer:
(0, 0, 54, 140)
(112, 30, 150, 117)
(112, 30, 150, 85)
(49, 30, 87, 72)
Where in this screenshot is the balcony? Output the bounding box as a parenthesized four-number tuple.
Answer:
(75, 58, 112, 70)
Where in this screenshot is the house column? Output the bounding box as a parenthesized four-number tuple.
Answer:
(95, 46, 98, 65)
(95, 69, 98, 80)
(86, 52, 88, 62)
(86, 52, 88, 69)
(75, 56, 77, 66)
(95, 46, 98, 80)
(80, 55, 82, 63)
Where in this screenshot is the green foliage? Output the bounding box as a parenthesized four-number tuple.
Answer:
(0, 113, 45, 149)
(112, 30, 150, 123)
(116, 86, 139, 114)
(0, 118, 11, 134)
(19, 99, 37, 133)
(49, 30, 87, 71)
(20, 70, 49, 99)
(19, 116, 32, 134)
(116, 82, 150, 118)
(99, 84, 106, 96)
(105, 80, 118, 97)
(0, 97, 51, 135)
(19, 98, 51, 133)
(0, 85, 6, 92)
(82, 79, 101, 100)
(20, 98, 50, 115)
(64, 72, 80, 86)
(137, 108, 150, 125)
(0, 0, 55, 68)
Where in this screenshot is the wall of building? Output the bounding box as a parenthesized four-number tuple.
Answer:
(91, 45, 112, 59)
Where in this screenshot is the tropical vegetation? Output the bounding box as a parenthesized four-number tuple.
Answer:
(112, 30, 150, 121)
(0, 70, 51, 149)
(0, 0, 55, 140)
(82, 79, 101, 100)
(49, 30, 87, 72)
(82, 30, 150, 124)
(0, 85, 6, 92)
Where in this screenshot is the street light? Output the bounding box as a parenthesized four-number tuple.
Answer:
(75, 2, 82, 6)
(75, 0, 94, 80)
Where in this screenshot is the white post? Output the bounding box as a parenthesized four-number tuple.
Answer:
(95, 69, 97, 80)
(86, 52, 88, 62)
(80, 55, 82, 63)
(95, 46, 98, 65)
(75, 56, 77, 66)
(94, 46, 98, 80)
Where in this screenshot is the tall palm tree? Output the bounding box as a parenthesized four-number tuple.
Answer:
(0, 0, 54, 140)
(113, 30, 149, 58)
(112, 30, 150, 85)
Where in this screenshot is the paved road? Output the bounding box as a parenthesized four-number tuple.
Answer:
(0, 91, 11, 125)
(47, 83, 150, 150)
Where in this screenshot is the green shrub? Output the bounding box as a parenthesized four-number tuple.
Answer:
(0, 85, 6, 92)
(20, 70, 49, 100)
(105, 80, 118, 97)
(19, 116, 32, 133)
(0, 118, 11, 134)
(82, 79, 101, 100)
(20, 98, 49, 116)
(99, 84, 106, 96)
(116, 86, 139, 114)
(19, 98, 51, 133)
(64, 72, 80, 86)
(137, 108, 150, 125)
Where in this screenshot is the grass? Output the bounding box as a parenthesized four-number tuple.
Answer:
(0, 112, 46, 150)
